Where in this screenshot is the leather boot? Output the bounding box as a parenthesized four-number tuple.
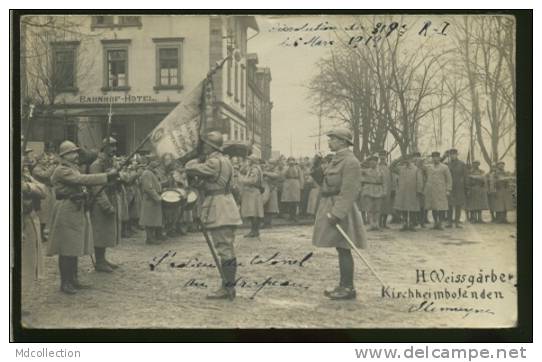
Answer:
(59, 256, 76, 295)
(71, 257, 91, 289)
(94, 247, 113, 273)
(145, 227, 159, 244)
(103, 248, 119, 269)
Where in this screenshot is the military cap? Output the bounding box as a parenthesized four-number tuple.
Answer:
(59, 140, 80, 156)
(472, 160, 481, 165)
(497, 161, 505, 166)
(367, 154, 378, 161)
(431, 151, 441, 157)
(326, 127, 353, 145)
(287, 156, 296, 162)
(449, 148, 458, 155)
(411, 151, 421, 158)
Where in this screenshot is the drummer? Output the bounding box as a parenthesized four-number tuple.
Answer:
(157, 153, 180, 238)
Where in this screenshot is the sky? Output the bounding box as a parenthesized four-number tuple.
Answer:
(246, 14, 509, 161)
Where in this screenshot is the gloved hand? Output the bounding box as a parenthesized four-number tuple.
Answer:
(326, 213, 341, 226)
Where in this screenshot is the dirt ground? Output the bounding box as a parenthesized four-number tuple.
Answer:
(20, 214, 518, 329)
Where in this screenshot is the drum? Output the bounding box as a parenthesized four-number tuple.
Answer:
(161, 188, 183, 204)
(186, 189, 199, 205)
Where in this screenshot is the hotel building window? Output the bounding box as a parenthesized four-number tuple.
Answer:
(101, 40, 131, 91)
(153, 38, 183, 90)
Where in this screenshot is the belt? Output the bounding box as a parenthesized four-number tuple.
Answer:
(362, 182, 383, 185)
(320, 190, 340, 197)
(286, 177, 299, 179)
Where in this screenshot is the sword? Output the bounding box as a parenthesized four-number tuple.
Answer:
(328, 213, 387, 287)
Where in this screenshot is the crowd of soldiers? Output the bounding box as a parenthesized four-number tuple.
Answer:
(20, 131, 516, 301)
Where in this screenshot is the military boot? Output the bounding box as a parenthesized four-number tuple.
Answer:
(326, 287, 357, 300)
(71, 257, 91, 289)
(59, 256, 76, 295)
(94, 247, 113, 273)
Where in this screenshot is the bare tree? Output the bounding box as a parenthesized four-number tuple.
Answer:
(455, 15, 516, 165)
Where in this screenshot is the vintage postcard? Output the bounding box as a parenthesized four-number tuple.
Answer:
(13, 12, 522, 333)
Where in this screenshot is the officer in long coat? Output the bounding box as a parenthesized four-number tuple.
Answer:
(139, 159, 164, 243)
(312, 128, 367, 300)
(377, 150, 393, 228)
(361, 155, 386, 231)
(22, 155, 47, 293)
(281, 157, 303, 222)
(491, 161, 515, 223)
(423, 151, 452, 230)
(185, 131, 242, 300)
(392, 154, 424, 231)
(445, 149, 467, 228)
(89, 137, 122, 273)
(239, 154, 264, 237)
(47, 141, 117, 294)
(465, 161, 489, 223)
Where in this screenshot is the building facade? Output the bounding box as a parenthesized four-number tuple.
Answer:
(22, 15, 268, 156)
(246, 54, 272, 160)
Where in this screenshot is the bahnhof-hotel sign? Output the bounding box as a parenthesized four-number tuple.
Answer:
(78, 95, 159, 104)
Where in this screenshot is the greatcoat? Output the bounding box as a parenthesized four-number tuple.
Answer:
(312, 148, 367, 249)
(378, 162, 394, 214)
(139, 168, 163, 227)
(465, 168, 488, 210)
(47, 160, 108, 257)
(89, 153, 122, 248)
(423, 162, 452, 211)
(22, 173, 47, 286)
(281, 165, 303, 202)
(240, 164, 264, 218)
(393, 163, 423, 212)
(448, 159, 467, 207)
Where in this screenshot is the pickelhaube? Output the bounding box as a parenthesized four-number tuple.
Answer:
(59, 140, 80, 157)
(326, 127, 353, 145)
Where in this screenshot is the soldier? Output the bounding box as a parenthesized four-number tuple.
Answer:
(492, 161, 515, 223)
(465, 160, 489, 223)
(377, 150, 393, 228)
(139, 158, 164, 244)
(22, 151, 47, 294)
(47, 141, 118, 294)
(281, 157, 303, 222)
(185, 131, 242, 300)
(445, 149, 467, 228)
(412, 152, 428, 227)
(361, 155, 386, 231)
(312, 128, 367, 300)
(158, 153, 180, 237)
(423, 152, 452, 230)
(89, 137, 122, 273)
(262, 161, 281, 228)
(31, 142, 58, 241)
(392, 154, 424, 231)
(239, 154, 264, 238)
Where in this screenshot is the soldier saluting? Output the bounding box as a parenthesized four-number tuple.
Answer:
(47, 141, 118, 294)
(185, 131, 242, 300)
(311, 128, 367, 300)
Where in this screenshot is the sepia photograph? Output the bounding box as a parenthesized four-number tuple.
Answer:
(11, 11, 530, 337)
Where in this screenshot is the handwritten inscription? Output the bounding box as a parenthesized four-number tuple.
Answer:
(381, 269, 514, 318)
(274, 20, 450, 48)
